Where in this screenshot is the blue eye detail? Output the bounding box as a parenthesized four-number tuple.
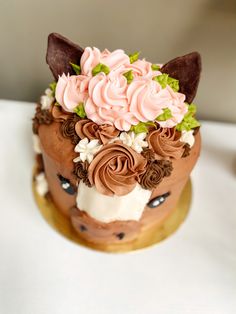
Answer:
(147, 192, 170, 208)
(57, 174, 76, 195)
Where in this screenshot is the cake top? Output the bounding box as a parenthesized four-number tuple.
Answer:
(33, 33, 201, 198)
(46, 33, 201, 133)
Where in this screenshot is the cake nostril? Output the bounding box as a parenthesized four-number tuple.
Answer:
(80, 225, 87, 232)
(116, 232, 125, 240)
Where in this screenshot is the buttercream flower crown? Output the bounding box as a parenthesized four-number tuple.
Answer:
(33, 33, 201, 196)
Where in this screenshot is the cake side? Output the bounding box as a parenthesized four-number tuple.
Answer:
(36, 120, 200, 243)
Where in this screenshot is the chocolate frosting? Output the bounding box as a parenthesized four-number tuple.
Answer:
(193, 126, 200, 136)
(182, 143, 191, 158)
(140, 159, 173, 190)
(37, 119, 201, 244)
(75, 119, 120, 144)
(74, 161, 91, 187)
(32, 105, 53, 134)
(35, 154, 44, 174)
(147, 127, 185, 159)
(51, 105, 71, 121)
(141, 148, 156, 163)
(88, 143, 147, 196)
(46, 33, 84, 79)
(158, 159, 173, 177)
(140, 160, 165, 190)
(61, 115, 81, 145)
(161, 52, 201, 104)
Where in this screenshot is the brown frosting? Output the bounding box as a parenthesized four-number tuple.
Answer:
(51, 104, 72, 121)
(37, 119, 201, 245)
(61, 115, 81, 145)
(74, 161, 91, 187)
(140, 160, 164, 190)
(32, 105, 53, 134)
(70, 207, 141, 244)
(147, 127, 185, 159)
(75, 119, 120, 144)
(193, 126, 200, 135)
(88, 143, 147, 196)
(35, 153, 44, 174)
(158, 159, 173, 177)
(182, 143, 191, 158)
(140, 159, 173, 190)
(141, 148, 156, 163)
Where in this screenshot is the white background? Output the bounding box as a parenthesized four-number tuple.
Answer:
(0, 101, 236, 314)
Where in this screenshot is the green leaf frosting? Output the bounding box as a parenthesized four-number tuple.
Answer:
(74, 103, 86, 118)
(153, 74, 179, 92)
(176, 103, 200, 131)
(92, 63, 110, 76)
(129, 51, 140, 64)
(188, 103, 197, 114)
(130, 121, 156, 134)
(167, 77, 179, 92)
(70, 62, 81, 75)
(49, 81, 57, 96)
(153, 73, 168, 88)
(156, 108, 173, 121)
(151, 64, 161, 71)
(123, 70, 134, 84)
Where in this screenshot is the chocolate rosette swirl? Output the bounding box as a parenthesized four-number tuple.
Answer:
(75, 119, 120, 144)
(182, 143, 191, 158)
(61, 115, 80, 145)
(147, 127, 185, 159)
(88, 143, 147, 196)
(74, 161, 91, 187)
(140, 159, 173, 190)
(32, 105, 53, 134)
(141, 148, 156, 163)
(158, 160, 173, 177)
(140, 160, 164, 190)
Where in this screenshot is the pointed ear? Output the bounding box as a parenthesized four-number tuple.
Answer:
(46, 33, 84, 79)
(161, 52, 201, 103)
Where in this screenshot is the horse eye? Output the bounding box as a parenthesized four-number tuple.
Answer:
(57, 174, 76, 195)
(147, 192, 170, 208)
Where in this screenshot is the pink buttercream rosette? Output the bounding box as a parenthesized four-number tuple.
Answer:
(55, 47, 187, 131)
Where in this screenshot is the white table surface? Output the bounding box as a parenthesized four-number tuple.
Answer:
(0, 100, 236, 314)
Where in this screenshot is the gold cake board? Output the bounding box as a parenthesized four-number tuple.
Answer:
(32, 176, 191, 253)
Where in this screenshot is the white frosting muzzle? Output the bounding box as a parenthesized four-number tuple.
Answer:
(76, 181, 152, 223)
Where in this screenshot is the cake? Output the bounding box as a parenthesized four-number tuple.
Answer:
(32, 33, 201, 246)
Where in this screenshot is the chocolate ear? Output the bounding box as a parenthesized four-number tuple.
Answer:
(46, 33, 84, 79)
(161, 52, 201, 103)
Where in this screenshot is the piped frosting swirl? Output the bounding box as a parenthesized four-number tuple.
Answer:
(88, 143, 147, 196)
(75, 119, 120, 144)
(147, 127, 185, 159)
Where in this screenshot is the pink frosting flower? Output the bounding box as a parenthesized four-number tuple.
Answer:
(85, 72, 138, 131)
(80, 47, 101, 76)
(55, 74, 89, 112)
(101, 48, 130, 71)
(80, 47, 130, 76)
(127, 77, 187, 126)
(108, 59, 162, 89)
(157, 86, 188, 128)
(125, 59, 161, 78)
(55, 46, 188, 130)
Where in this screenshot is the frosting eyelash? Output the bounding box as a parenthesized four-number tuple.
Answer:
(147, 192, 170, 208)
(57, 174, 76, 195)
